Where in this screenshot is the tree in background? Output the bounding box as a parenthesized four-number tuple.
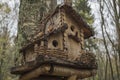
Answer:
(15, 0, 57, 63)
(0, 2, 17, 80)
(17, 0, 57, 46)
(16, 0, 57, 66)
(46, 0, 57, 12)
(74, 0, 120, 80)
(73, 0, 96, 51)
(74, 0, 94, 25)
(0, 27, 17, 80)
(98, 0, 120, 80)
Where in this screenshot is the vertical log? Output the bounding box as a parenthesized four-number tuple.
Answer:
(80, 29, 84, 49)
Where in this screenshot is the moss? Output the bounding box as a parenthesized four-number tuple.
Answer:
(0, 4, 3, 9)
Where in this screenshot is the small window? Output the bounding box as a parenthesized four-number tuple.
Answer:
(76, 32, 78, 37)
(71, 26, 75, 31)
(52, 40, 58, 47)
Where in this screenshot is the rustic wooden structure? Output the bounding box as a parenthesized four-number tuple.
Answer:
(11, 2, 97, 80)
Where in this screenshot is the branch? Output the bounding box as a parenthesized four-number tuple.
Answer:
(99, 0, 115, 80)
(103, 0, 116, 22)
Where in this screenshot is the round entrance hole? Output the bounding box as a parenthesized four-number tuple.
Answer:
(71, 26, 75, 31)
(52, 40, 58, 47)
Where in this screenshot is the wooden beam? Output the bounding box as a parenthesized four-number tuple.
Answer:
(20, 65, 51, 80)
(19, 65, 97, 80)
(11, 54, 97, 75)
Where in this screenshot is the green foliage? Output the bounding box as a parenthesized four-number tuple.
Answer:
(74, 0, 120, 80)
(0, 4, 3, 9)
(0, 3, 11, 13)
(18, 0, 48, 45)
(0, 3, 17, 80)
(18, 0, 57, 45)
(73, 0, 96, 50)
(0, 27, 18, 80)
(4, 6, 11, 13)
(85, 38, 98, 50)
(74, 0, 94, 25)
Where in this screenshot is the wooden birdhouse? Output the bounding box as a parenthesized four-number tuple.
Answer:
(11, 3, 97, 80)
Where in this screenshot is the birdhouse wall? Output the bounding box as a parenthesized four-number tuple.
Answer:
(24, 46, 36, 62)
(48, 32, 63, 50)
(45, 13, 64, 50)
(63, 13, 84, 60)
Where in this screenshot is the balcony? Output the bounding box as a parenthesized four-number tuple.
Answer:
(11, 46, 97, 78)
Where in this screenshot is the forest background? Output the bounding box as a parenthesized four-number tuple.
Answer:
(0, 0, 120, 80)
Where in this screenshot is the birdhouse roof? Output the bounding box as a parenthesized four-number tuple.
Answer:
(57, 4, 94, 38)
(34, 4, 94, 39)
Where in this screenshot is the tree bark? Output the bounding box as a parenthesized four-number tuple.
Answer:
(64, 0, 72, 6)
(45, 0, 57, 12)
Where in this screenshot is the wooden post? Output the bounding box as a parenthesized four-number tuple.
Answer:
(68, 75, 77, 80)
(80, 29, 84, 49)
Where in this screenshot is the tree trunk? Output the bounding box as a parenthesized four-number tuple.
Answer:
(64, 0, 72, 6)
(45, 0, 57, 12)
(99, 1, 115, 80)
